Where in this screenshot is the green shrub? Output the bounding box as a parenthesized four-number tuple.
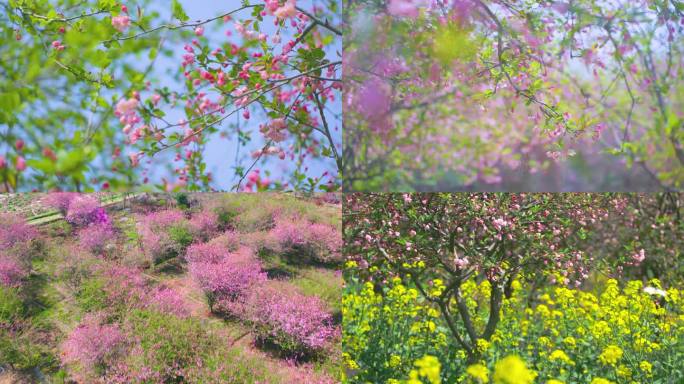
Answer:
(0, 322, 57, 371)
(168, 224, 194, 253)
(174, 192, 190, 209)
(0, 286, 24, 322)
(77, 278, 107, 312)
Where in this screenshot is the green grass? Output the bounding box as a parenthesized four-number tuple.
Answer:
(290, 268, 343, 313)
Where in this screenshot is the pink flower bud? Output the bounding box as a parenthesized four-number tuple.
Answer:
(15, 156, 26, 171)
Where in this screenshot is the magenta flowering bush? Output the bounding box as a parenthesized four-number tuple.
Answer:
(61, 313, 128, 383)
(187, 245, 266, 312)
(185, 241, 229, 264)
(0, 255, 27, 287)
(245, 283, 337, 355)
(270, 216, 342, 263)
(0, 212, 38, 250)
(188, 210, 220, 242)
(42, 192, 79, 215)
(89, 265, 189, 318)
(148, 286, 191, 318)
(136, 209, 190, 263)
(77, 224, 116, 255)
(65, 195, 105, 227)
(206, 231, 241, 252)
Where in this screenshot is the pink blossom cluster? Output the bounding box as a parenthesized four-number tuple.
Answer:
(77, 223, 116, 255)
(65, 195, 108, 227)
(42, 192, 79, 215)
(136, 209, 187, 261)
(187, 244, 266, 307)
(0, 213, 38, 250)
(264, 0, 298, 19)
(98, 265, 189, 316)
(61, 313, 127, 382)
(186, 238, 338, 354)
(0, 254, 26, 287)
(148, 286, 191, 318)
(244, 284, 337, 352)
(270, 216, 342, 263)
(188, 210, 220, 241)
(111, 15, 131, 32)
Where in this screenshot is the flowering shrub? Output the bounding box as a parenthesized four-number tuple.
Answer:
(61, 313, 128, 383)
(82, 265, 189, 318)
(245, 282, 337, 356)
(65, 195, 106, 227)
(0, 255, 26, 287)
(148, 286, 191, 318)
(136, 209, 191, 263)
(0, 213, 38, 250)
(270, 215, 342, 263)
(42, 192, 79, 215)
(342, 276, 684, 384)
(188, 209, 220, 242)
(187, 245, 266, 312)
(77, 223, 116, 255)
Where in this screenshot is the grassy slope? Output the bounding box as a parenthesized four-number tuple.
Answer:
(2, 194, 341, 383)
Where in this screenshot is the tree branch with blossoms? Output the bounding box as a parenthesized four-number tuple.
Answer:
(0, 0, 341, 192)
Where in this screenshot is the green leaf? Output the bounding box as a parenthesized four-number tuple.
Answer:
(0, 92, 21, 110)
(171, 0, 189, 22)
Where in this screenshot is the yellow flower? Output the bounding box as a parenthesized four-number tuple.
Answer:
(476, 338, 490, 353)
(616, 364, 632, 378)
(562, 336, 576, 348)
(598, 345, 623, 366)
(639, 360, 653, 376)
(410, 355, 441, 384)
(492, 355, 536, 384)
(547, 380, 564, 384)
(430, 279, 446, 298)
(466, 363, 489, 383)
(549, 349, 574, 365)
(345, 260, 358, 269)
(590, 378, 614, 384)
(389, 354, 401, 367)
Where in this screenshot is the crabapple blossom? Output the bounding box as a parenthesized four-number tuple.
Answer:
(111, 15, 131, 32)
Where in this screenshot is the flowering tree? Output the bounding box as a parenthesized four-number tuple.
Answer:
(1, 0, 341, 192)
(343, 193, 620, 362)
(344, 0, 684, 191)
(587, 192, 684, 284)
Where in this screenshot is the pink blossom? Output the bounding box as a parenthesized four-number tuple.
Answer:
(148, 286, 190, 317)
(43, 192, 79, 215)
(244, 284, 337, 352)
(631, 248, 645, 265)
(269, 0, 297, 19)
(194, 26, 204, 36)
(61, 314, 127, 381)
(51, 40, 65, 51)
(0, 255, 26, 287)
(188, 245, 266, 303)
(77, 223, 115, 254)
(387, 0, 424, 18)
(188, 210, 220, 241)
(0, 213, 38, 250)
(65, 195, 102, 226)
(111, 15, 131, 32)
(15, 156, 26, 171)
